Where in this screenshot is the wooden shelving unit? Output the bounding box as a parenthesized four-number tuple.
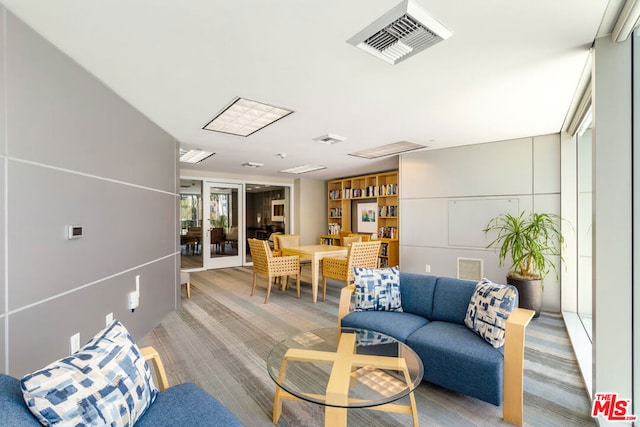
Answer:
(325, 171, 399, 267)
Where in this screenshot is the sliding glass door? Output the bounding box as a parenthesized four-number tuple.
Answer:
(203, 182, 243, 269)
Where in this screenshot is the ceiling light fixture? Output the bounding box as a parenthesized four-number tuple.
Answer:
(242, 162, 264, 168)
(349, 141, 426, 159)
(202, 97, 293, 137)
(347, 0, 452, 65)
(313, 133, 347, 145)
(279, 165, 326, 174)
(179, 149, 215, 163)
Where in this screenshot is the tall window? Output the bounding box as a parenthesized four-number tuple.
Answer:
(576, 109, 593, 340)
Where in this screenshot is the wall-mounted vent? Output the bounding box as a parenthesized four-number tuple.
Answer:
(347, 0, 452, 65)
(457, 257, 483, 282)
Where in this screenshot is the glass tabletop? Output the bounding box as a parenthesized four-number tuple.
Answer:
(267, 328, 423, 409)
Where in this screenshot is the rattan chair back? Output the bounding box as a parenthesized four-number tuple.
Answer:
(247, 238, 301, 303)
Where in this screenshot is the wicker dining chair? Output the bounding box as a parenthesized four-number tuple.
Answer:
(247, 238, 301, 303)
(321, 240, 382, 301)
(341, 235, 361, 249)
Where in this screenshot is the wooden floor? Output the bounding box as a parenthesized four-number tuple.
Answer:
(141, 267, 594, 427)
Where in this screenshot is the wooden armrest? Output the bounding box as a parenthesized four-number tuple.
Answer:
(337, 285, 356, 328)
(140, 346, 169, 391)
(503, 308, 535, 426)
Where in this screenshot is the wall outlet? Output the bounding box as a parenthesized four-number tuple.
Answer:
(425, 264, 431, 273)
(70, 333, 80, 354)
(106, 312, 113, 326)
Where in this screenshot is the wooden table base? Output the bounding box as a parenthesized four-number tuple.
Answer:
(272, 332, 418, 427)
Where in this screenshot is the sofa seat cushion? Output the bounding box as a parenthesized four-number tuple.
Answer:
(135, 383, 244, 427)
(0, 374, 40, 426)
(341, 311, 429, 343)
(406, 321, 504, 406)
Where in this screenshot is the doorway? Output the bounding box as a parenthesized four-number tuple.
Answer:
(245, 184, 290, 264)
(203, 182, 243, 269)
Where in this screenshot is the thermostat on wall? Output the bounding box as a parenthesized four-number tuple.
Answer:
(67, 225, 83, 240)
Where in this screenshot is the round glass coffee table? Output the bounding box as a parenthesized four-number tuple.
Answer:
(267, 328, 423, 427)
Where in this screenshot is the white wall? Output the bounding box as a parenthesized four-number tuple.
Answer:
(400, 134, 562, 312)
(295, 178, 326, 246)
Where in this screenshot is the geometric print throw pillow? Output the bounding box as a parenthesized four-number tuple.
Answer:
(353, 266, 403, 312)
(21, 320, 158, 426)
(464, 278, 517, 348)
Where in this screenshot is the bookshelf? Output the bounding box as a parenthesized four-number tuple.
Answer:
(325, 171, 399, 267)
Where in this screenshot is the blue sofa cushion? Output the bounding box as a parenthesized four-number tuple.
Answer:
(431, 277, 478, 324)
(341, 311, 429, 343)
(464, 279, 517, 348)
(0, 374, 40, 426)
(135, 383, 244, 426)
(406, 321, 504, 406)
(398, 272, 437, 318)
(21, 320, 157, 426)
(354, 266, 402, 311)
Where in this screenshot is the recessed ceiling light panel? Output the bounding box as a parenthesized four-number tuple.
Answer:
(279, 165, 327, 174)
(347, 0, 452, 65)
(203, 97, 293, 137)
(349, 141, 426, 159)
(179, 149, 215, 163)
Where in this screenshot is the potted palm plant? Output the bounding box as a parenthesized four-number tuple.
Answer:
(483, 211, 563, 318)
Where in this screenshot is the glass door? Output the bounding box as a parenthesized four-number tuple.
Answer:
(180, 179, 203, 270)
(203, 182, 243, 269)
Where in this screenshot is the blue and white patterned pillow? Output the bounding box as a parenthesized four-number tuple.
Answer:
(464, 279, 517, 348)
(21, 320, 157, 426)
(353, 266, 403, 312)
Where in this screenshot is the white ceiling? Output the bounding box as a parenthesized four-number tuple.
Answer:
(2, 0, 613, 180)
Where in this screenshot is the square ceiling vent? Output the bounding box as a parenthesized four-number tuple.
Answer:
(347, 0, 452, 65)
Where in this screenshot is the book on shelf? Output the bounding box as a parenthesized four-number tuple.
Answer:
(377, 205, 398, 217)
(380, 243, 388, 256)
(378, 226, 397, 239)
(328, 223, 342, 235)
(378, 184, 397, 196)
(329, 207, 342, 217)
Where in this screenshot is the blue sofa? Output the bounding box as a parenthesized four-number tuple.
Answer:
(338, 272, 534, 425)
(0, 347, 244, 427)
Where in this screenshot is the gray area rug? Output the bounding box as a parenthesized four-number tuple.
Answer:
(139, 267, 594, 426)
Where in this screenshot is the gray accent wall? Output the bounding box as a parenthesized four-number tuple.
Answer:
(399, 134, 561, 312)
(1, 9, 179, 376)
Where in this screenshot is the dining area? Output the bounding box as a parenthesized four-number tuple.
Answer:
(247, 234, 382, 304)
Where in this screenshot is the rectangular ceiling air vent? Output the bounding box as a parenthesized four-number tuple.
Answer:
(347, 0, 452, 65)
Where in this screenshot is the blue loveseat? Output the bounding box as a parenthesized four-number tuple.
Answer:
(338, 272, 534, 426)
(0, 346, 244, 427)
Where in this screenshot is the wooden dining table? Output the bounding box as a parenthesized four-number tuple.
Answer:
(281, 244, 348, 303)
